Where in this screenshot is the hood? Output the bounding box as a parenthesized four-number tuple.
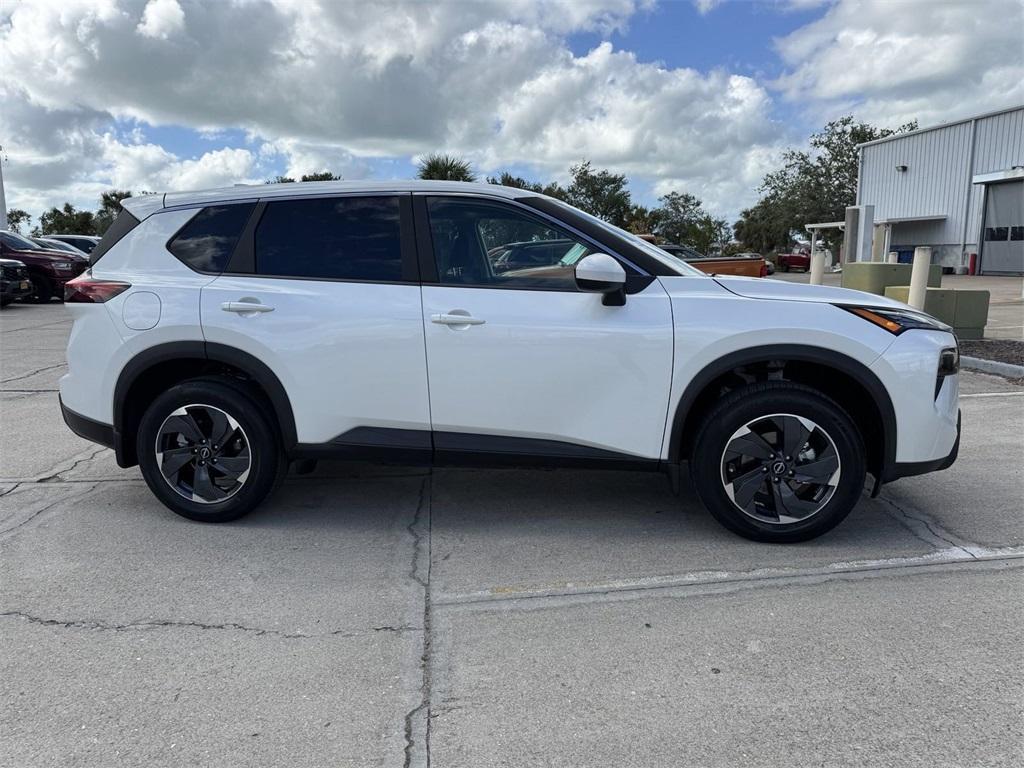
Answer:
(713, 275, 909, 310)
(0, 258, 27, 267)
(8, 247, 82, 262)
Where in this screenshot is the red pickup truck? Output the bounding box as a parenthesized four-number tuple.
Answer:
(776, 250, 811, 272)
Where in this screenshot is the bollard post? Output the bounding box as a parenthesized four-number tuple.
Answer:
(887, 251, 899, 264)
(908, 246, 931, 310)
(810, 250, 825, 285)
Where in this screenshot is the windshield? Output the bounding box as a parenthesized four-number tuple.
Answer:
(0, 231, 42, 250)
(541, 199, 706, 277)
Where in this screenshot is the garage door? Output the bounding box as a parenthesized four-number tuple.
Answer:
(981, 181, 1023, 275)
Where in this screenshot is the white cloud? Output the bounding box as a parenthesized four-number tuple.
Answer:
(136, 0, 184, 40)
(772, 0, 1024, 127)
(1, 0, 1019, 226)
(693, 0, 722, 14)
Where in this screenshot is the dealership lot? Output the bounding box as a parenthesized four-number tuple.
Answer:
(2, 303, 1022, 767)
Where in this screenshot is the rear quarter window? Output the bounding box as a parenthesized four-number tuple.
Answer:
(168, 203, 256, 273)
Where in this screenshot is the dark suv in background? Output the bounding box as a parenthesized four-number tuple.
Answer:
(1, 257, 33, 307)
(0, 230, 89, 303)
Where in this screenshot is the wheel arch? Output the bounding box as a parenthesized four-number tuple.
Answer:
(113, 341, 297, 467)
(668, 344, 896, 483)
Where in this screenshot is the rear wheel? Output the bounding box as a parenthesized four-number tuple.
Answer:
(137, 379, 285, 522)
(689, 381, 865, 542)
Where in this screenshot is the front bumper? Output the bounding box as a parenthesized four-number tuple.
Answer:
(1, 278, 34, 302)
(885, 409, 960, 481)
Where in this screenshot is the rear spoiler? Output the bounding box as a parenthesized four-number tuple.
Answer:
(120, 193, 166, 221)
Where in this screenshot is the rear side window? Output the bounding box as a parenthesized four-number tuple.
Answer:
(89, 211, 140, 265)
(168, 203, 255, 273)
(255, 196, 402, 281)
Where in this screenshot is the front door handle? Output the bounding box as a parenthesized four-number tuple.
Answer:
(431, 311, 486, 326)
(221, 300, 274, 314)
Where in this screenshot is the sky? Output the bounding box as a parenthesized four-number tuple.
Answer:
(2, 0, 1022, 225)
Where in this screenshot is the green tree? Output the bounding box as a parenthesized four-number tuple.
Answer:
(653, 191, 704, 244)
(417, 154, 476, 182)
(624, 204, 663, 235)
(37, 203, 97, 236)
(5, 209, 31, 234)
(735, 115, 917, 251)
(266, 175, 296, 184)
(486, 171, 566, 199)
(94, 190, 132, 234)
(564, 161, 632, 228)
(689, 214, 731, 255)
(300, 171, 342, 182)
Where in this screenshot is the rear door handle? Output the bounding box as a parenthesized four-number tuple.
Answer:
(431, 312, 485, 326)
(221, 300, 274, 314)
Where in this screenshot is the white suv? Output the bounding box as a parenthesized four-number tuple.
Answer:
(59, 181, 960, 542)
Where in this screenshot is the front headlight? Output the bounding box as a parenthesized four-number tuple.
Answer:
(839, 305, 952, 335)
(52, 262, 74, 272)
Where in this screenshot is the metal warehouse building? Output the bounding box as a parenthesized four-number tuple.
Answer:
(857, 105, 1024, 275)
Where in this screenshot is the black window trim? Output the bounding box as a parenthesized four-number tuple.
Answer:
(412, 192, 656, 295)
(89, 209, 142, 266)
(226, 192, 419, 285)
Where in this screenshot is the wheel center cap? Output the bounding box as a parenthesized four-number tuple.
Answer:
(198, 447, 212, 461)
(771, 460, 787, 475)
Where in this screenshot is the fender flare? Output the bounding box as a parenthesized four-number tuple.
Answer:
(666, 344, 897, 474)
(113, 341, 298, 462)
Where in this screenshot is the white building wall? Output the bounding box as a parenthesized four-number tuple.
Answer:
(858, 105, 1024, 268)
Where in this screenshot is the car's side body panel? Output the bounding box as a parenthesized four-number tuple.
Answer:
(200, 275, 432, 444)
(420, 279, 674, 459)
(657, 276, 900, 460)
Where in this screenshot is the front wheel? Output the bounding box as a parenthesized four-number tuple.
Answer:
(689, 381, 866, 542)
(27, 274, 53, 303)
(137, 379, 285, 522)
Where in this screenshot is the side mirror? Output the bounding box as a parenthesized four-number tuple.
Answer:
(575, 253, 627, 306)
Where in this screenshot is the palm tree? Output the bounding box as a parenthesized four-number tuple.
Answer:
(417, 153, 476, 182)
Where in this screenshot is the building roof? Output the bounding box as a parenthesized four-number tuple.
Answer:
(856, 104, 1024, 149)
(122, 180, 536, 220)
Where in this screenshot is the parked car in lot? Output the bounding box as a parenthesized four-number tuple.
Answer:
(0, 230, 89, 302)
(46, 234, 101, 254)
(777, 250, 811, 272)
(32, 236, 89, 257)
(60, 181, 960, 542)
(658, 244, 768, 277)
(0, 257, 33, 307)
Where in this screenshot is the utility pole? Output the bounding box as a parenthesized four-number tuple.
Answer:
(0, 145, 8, 230)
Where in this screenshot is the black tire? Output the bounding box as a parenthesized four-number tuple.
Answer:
(781, 263, 790, 272)
(137, 379, 285, 522)
(0, 297, 10, 308)
(26, 273, 53, 303)
(689, 381, 866, 543)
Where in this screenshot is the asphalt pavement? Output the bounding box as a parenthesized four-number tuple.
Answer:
(2, 302, 1022, 767)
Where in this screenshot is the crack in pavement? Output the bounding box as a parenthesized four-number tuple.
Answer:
(0, 610, 414, 640)
(403, 474, 433, 768)
(0, 483, 99, 538)
(875, 492, 983, 557)
(0, 445, 109, 486)
(0, 363, 65, 384)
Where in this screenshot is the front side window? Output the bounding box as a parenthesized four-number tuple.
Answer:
(255, 196, 402, 281)
(426, 198, 598, 290)
(169, 203, 255, 273)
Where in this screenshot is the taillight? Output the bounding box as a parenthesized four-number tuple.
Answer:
(64, 271, 131, 303)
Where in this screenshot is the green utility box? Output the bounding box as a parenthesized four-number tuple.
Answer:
(842, 263, 942, 295)
(883, 287, 991, 339)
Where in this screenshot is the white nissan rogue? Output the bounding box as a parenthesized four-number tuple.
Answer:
(59, 181, 960, 542)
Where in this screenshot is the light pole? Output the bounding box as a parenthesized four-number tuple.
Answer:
(0, 145, 7, 230)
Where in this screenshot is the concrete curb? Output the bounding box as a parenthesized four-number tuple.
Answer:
(961, 355, 1024, 379)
